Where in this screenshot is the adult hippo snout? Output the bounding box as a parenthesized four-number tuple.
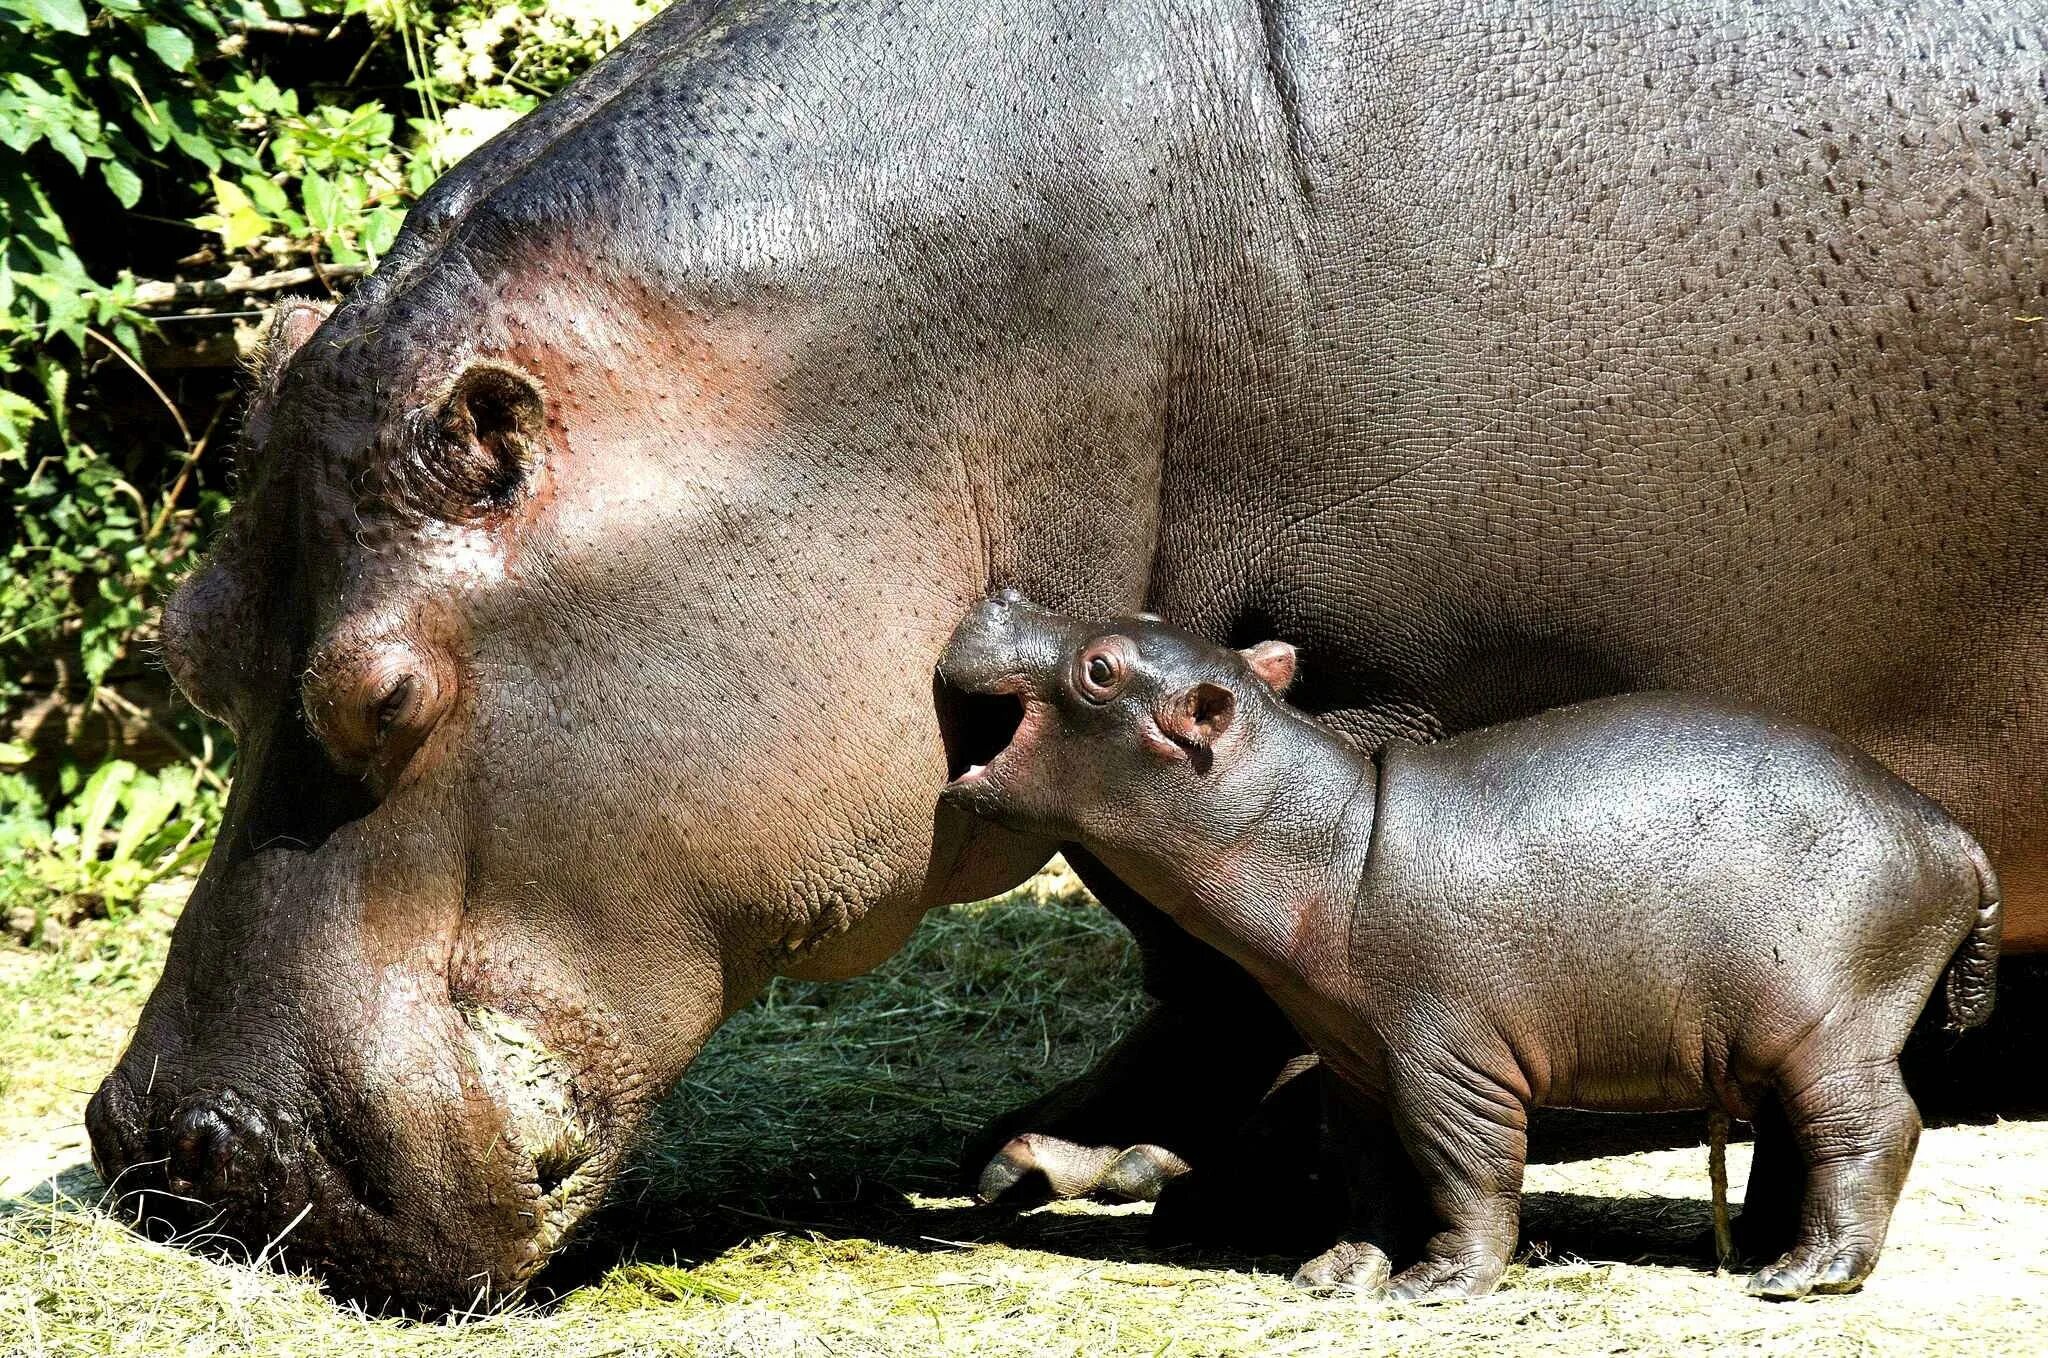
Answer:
(84, 795, 630, 1310)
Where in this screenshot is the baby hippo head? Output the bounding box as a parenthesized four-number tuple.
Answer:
(935, 591, 1298, 842)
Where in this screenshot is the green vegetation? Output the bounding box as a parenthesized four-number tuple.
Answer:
(0, 0, 655, 940)
(0, 756, 215, 942)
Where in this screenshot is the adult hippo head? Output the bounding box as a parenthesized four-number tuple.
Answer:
(89, 0, 2046, 1312)
(84, 0, 1188, 1306)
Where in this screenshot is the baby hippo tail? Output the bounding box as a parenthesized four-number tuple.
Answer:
(1942, 833, 2002, 1033)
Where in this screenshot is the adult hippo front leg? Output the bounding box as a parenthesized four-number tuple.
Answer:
(967, 849, 1319, 1213)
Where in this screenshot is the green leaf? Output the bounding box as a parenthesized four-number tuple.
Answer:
(159, 98, 220, 170)
(300, 168, 341, 233)
(73, 759, 137, 867)
(162, 833, 214, 877)
(12, 0, 87, 36)
(112, 775, 176, 864)
(243, 172, 289, 216)
(0, 740, 33, 766)
(362, 206, 402, 256)
(99, 156, 142, 207)
(192, 175, 269, 250)
(142, 23, 195, 72)
(0, 392, 41, 461)
(43, 124, 87, 172)
(34, 350, 69, 445)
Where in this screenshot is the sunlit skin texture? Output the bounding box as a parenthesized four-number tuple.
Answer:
(936, 596, 2002, 1300)
(87, 0, 2044, 1311)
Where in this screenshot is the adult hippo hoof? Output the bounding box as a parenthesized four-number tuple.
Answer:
(1745, 1248, 1876, 1302)
(973, 1134, 1188, 1206)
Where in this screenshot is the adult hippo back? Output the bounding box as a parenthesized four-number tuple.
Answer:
(87, 0, 2045, 1311)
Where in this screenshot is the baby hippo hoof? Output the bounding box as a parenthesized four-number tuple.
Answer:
(1384, 1257, 1506, 1303)
(1744, 1247, 1875, 1301)
(974, 1135, 1187, 1206)
(1291, 1241, 1393, 1294)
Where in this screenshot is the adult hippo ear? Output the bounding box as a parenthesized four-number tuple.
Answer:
(242, 299, 332, 451)
(1239, 640, 1297, 694)
(407, 360, 547, 518)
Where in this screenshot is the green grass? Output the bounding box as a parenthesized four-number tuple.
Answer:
(4, 870, 2048, 1356)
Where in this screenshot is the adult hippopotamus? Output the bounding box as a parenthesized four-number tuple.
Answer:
(87, 0, 2045, 1312)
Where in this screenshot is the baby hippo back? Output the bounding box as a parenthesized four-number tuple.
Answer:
(1354, 692, 1979, 1112)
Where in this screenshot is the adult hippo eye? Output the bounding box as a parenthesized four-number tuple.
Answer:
(375, 673, 416, 736)
(302, 631, 453, 788)
(1075, 640, 1131, 703)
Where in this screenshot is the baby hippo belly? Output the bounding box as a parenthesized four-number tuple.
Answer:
(1351, 693, 1976, 1115)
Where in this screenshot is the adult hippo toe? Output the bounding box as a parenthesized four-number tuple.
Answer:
(89, 0, 2045, 1311)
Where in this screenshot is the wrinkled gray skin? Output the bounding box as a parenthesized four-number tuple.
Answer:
(87, 0, 2045, 1311)
(937, 595, 2002, 1300)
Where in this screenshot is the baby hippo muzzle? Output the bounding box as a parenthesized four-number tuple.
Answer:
(934, 593, 1296, 838)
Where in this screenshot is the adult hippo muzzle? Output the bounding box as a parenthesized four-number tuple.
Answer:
(90, 0, 2046, 1312)
(83, 310, 665, 1306)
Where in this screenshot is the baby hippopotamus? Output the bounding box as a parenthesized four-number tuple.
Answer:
(937, 592, 2001, 1301)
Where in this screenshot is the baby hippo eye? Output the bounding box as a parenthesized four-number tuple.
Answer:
(1076, 639, 1131, 702)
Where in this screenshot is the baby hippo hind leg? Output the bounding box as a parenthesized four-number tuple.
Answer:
(1747, 1048, 1921, 1301)
(1380, 1065, 1529, 1302)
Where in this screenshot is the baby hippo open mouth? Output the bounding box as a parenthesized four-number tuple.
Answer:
(932, 591, 2000, 1304)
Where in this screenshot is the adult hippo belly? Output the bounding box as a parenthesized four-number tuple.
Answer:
(86, 0, 2044, 1313)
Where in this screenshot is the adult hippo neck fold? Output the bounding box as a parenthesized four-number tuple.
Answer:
(91, 0, 2046, 1312)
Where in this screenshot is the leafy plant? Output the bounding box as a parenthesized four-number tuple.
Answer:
(0, 749, 218, 942)
(1, 0, 652, 936)
(1, 0, 655, 693)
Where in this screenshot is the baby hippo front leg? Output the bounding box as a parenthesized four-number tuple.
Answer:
(1290, 1102, 1429, 1294)
(1378, 1058, 1529, 1301)
(1294, 1060, 1530, 1301)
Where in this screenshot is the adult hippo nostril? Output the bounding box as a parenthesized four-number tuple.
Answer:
(165, 1105, 227, 1198)
(163, 1092, 273, 1202)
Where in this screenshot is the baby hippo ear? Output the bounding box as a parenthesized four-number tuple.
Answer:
(1159, 682, 1237, 751)
(1239, 640, 1297, 693)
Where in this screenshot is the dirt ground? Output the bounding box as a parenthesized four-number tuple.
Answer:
(3, 876, 2045, 1357)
